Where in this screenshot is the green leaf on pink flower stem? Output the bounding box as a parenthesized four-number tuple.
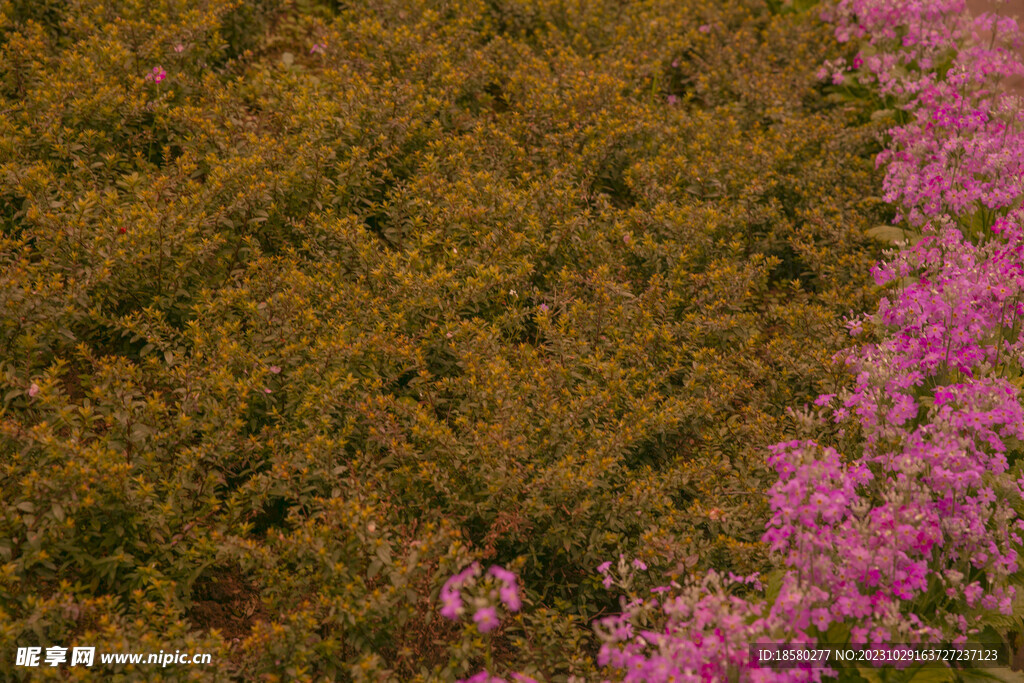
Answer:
(957, 208, 997, 244)
(865, 225, 920, 246)
(824, 619, 851, 646)
(904, 667, 957, 683)
(763, 568, 785, 603)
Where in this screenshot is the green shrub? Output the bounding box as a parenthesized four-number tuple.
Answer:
(1, 0, 888, 679)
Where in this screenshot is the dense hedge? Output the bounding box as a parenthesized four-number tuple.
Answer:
(0, 0, 891, 679)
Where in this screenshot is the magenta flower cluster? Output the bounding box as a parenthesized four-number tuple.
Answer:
(802, 0, 1024, 640)
(439, 562, 522, 631)
(597, 554, 650, 591)
(440, 563, 531, 683)
(145, 66, 166, 84)
(594, 570, 831, 683)
(459, 672, 539, 683)
(439, 1, 1024, 679)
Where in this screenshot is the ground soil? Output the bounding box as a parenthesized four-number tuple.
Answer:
(187, 565, 266, 643)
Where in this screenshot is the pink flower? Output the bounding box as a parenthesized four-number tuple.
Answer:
(269, 365, 281, 374)
(440, 589, 463, 619)
(473, 606, 500, 633)
(964, 583, 983, 607)
(500, 584, 522, 612)
(698, 24, 711, 34)
(146, 66, 167, 83)
(174, 44, 185, 53)
(28, 383, 39, 397)
(487, 565, 516, 584)
(460, 673, 505, 683)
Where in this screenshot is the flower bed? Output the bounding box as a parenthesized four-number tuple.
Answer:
(446, 1, 1024, 680)
(0, 0, 947, 680)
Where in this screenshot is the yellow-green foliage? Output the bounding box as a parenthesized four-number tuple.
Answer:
(0, 0, 887, 679)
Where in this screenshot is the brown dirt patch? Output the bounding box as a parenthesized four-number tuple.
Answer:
(187, 565, 266, 642)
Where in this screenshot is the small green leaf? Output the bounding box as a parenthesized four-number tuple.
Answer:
(866, 225, 916, 244)
(763, 569, 786, 602)
(825, 619, 851, 645)
(906, 667, 956, 682)
(367, 559, 383, 579)
(855, 666, 884, 683)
